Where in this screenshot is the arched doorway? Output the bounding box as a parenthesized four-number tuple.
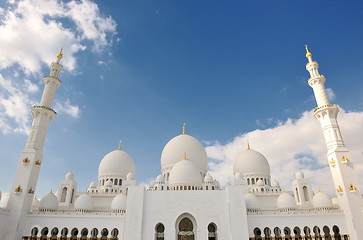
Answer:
(178, 217, 194, 240)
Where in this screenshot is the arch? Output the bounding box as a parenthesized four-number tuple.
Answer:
(284, 227, 292, 240)
(50, 227, 59, 240)
(313, 226, 322, 240)
(247, 178, 250, 185)
(295, 188, 300, 202)
(61, 187, 67, 202)
(90, 228, 98, 240)
(273, 227, 282, 240)
(293, 227, 302, 240)
(31, 227, 39, 240)
(102, 179, 105, 185)
(253, 227, 262, 240)
(155, 223, 165, 240)
(101, 228, 109, 240)
(208, 222, 217, 240)
(303, 226, 312, 240)
(40, 227, 49, 240)
(332, 225, 341, 240)
(252, 178, 255, 184)
(264, 227, 272, 240)
(60, 228, 68, 240)
(119, 179, 122, 185)
(70, 228, 78, 240)
(114, 179, 118, 185)
(178, 218, 194, 240)
(80, 228, 88, 240)
(323, 226, 332, 240)
(111, 228, 119, 240)
(70, 189, 75, 203)
(303, 186, 309, 201)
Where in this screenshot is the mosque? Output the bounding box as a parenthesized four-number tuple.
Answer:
(0, 47, 362, 240)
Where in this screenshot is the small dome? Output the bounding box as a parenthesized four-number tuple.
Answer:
(98, 150, 135, 178)
(169, 159, 202, 187)
(32, 197, 39, 210)
(256, 179, 264, 186)
(245, 193, 259, 209)
(234, 149, 270, 176)
(74, 194, 94, 211)
(105, 180, 113, 187)
(234, 172, 243, 180)
(277, 193, 296, 210)
(161, 134, 208, 173)
(89, 182, 97, 188)
(149, 180, 156, 188)
(39, 192, 59, 211)
(295, 171, 304, 179)
(204, 173, 213, 183)
(65, 171, 74, 180)
(312, 191, 332, 209)
(127, 172, 134, 180)
(271, 179, 280, 187)
(155, 174, 165, 183)
(111, 193, 127, 210)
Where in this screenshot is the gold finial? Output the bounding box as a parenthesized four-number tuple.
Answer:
(305, 44, 312, 58)
(117, 140, 122, 150)
(50, 189, 53, 194)
(182, 123, 186, 135)
(57, 47, 63, 59)
(183, 152, 188, 160)
(318, 187, 321, 192)
(247, 142, 251, 150)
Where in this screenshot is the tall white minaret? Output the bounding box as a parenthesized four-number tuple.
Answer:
(3, 49, 63, 240)
(305, 45, 363, 240)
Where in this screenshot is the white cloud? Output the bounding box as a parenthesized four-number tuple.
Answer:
(326, 88, 336, 101)
(0, 0, 116, 133)
(55, 99, 80, 118)
(206, 109, 363, 196)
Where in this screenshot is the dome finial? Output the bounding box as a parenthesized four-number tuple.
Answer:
(183, 152, 189, 160)
(182, 123, 186, 134)
(117, 140, 122, 150)
(305, 44, 312, 59)
(247, 141, 251, 150)
(57, 47, 63, 60)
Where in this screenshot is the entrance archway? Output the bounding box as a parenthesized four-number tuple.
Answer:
(178, 217, 195, 240)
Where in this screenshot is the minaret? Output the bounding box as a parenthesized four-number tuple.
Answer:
(305, 45, 363, 240)
(3, 49, 63, 240)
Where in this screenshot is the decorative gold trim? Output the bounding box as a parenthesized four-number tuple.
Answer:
(349, 186, 357, 192)
(35, 160, 41, 166)
(28, 188, 34, 194)
(32, 105, 57, 115)
(15, 185, 23, 193)
(22, 157, 30, 164)
(313, 104, 337, 113)
(336, 186, 343, 193)
(341, 156, 349, 163)
(182, 123, 186, 135)
(308, 74, 324, 81)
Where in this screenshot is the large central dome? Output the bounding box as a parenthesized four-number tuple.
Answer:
(233, 148, 270, 176)
(98, 150, 135, 178)
(161, 134, 208, 173)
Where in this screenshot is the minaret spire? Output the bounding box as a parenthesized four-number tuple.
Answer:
(3, 50, 63, 240)
(306, 46, 363, 240)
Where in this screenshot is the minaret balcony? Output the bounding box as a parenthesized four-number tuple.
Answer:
(341, 156, 349, 164)
(313, 104, 338, 114)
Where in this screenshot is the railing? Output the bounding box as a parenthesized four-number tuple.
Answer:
(249, 235, 349, 240)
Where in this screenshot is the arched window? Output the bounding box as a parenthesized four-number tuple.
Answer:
(60, 228, 68, 240)
(208, 223, 217, 240)
(70, 228, 78, 240)
(90, 228, 98, 240)
(80, 228, 88, 240)
(253, 227, 262, 240)
(178, 217, 194, 240)
(40, 227, 49, 240)
(119, 179, 122, 185)
(274, 227, 282, 240)
(284, 227, 292, 240)
(102, 179, 105, 185)
(332, 226, 341, 240)
(155, 223, 165, 240)
(252, 178, 255, 184)
(323, 226, 331, 240)
(304, 226, 312, 240)
(303, 186, 309, 201)
(313, 226, 321, 240)
(264, 227, 271, 240)
(31, 227, 39, 240)
(114, 179, 118, 185)
(61, 187, 67, 202)
(184, 186, 187, 190)
(295, 188, 300, 202)
(111, 228, 119, 240)
(247, 178, 250, 185)
(70, 189, 75, 203)
(101, 228, 108, 240)
(50, 227, 59, 240)
(293, 227, 302, 240)
(206, 186, 208, 190)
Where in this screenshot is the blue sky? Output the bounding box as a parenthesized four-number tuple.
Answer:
(1, 0, 363, 199)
